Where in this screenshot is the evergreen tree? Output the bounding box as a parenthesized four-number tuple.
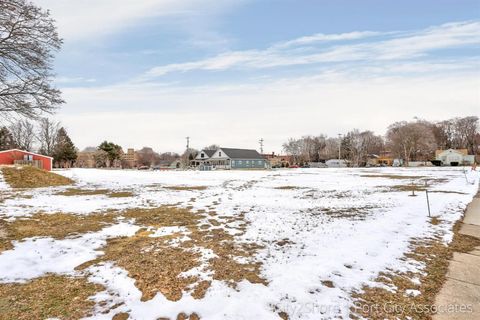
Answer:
(0, 126, 16, 151)
(98, 141, 123, 167)
(53, 127, 77, 167)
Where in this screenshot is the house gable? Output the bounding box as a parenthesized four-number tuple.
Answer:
(195, 149, 216, 160)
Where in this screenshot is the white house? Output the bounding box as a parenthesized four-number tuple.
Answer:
(191, 149, 216, 168)
(435, 149, 475, 166)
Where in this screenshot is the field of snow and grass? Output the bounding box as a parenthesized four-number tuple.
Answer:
(0, 167, 478, 319)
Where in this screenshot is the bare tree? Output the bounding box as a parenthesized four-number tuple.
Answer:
(432, 116, 479, 154)
(282, 138, 302, 164)
(386, 120, 436, 165)
(37, 117, 59, 156)
(342, 130, 384, 166)
(9, 118, 34, 150)
(0, 0, 63, 119)
(454, 116, 479, 155)
(136, 147, 162, 167)
(203, 144, 220, 151)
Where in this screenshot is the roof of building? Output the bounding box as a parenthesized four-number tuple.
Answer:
(0, 148, 53, 159)
(435, 149, 469, 156)
(203, 149, 216, 157)
(220, 148, 264, 159)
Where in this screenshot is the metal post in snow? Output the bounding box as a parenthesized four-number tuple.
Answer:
(426, 189, 431, 217)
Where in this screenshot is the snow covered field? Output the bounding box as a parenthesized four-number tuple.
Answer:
(0, 167, 478, 319)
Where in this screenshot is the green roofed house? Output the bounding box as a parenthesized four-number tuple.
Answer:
(207, 147, 268, 170)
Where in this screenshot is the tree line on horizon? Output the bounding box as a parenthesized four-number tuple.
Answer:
(282, 116, 479, 166)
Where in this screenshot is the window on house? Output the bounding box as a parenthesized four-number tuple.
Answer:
(219, 152, 221, 157)
(201, 153, 204, 158)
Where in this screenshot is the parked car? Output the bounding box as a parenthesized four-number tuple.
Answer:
(138, 166, 150, 170)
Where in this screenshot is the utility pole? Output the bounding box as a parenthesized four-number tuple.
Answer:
(186, 136, 190, 150)
(259, 138, 264, 154)
(338, 134, 342, 160)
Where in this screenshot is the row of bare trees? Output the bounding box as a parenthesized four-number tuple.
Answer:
(283, 116, 479, 166)
(283, 131, 384, 166)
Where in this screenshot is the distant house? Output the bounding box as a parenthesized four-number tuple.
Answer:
(0, 149, 53, 171)
(435, 149, 475, 166)
(262, 152, 293, 168)
(191, 149, 216, 168)
(207, 148, 268, 170)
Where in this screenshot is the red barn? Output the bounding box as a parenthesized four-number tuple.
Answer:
(0, 149, 53, 171)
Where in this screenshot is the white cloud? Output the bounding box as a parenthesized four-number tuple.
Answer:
(140, 21, 480, 79)
(273, 31, 382, 49)
(59, 66, 479, 153)
(34, 0, 242, 41)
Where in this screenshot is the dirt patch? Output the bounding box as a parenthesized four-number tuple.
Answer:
(0, 275, 102, 320)
(1, 166, 73, 188)
(351, 221, 480, 319)
(0, 212, 115, 252)
(164, 186, 208, 191)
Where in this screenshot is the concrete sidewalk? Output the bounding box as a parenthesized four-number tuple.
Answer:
(434, 196, 480, 320)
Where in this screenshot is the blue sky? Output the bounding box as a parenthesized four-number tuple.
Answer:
(34, 0, 480, 153)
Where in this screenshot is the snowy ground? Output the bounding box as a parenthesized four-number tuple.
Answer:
(0, 167, 478, 319)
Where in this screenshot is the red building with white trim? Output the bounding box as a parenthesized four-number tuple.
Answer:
(0, 149, 53, 171)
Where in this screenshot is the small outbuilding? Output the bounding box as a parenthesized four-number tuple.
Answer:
(435, 149, 475, 166)
(0, 149, 53, 171)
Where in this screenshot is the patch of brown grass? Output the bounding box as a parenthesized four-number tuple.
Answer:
(55, 188, 111, 196)
(0, 275, 102, 320)
(274, 186, 300, 190)
(305, 205, 379, 220)
(0, 212, 115, 252)
(164, 186, 208, 191)
(79, 206, 266, 302)
(122, 206, 203, 228)
(429, 190, 467, 195)
(1, 166, 73, 188)
(361, 174, 425, 180)
(55, 188, 134, 198)
(389, 184, 427, 192)
(91, 233, 202, 301)
(108, 191, 134, 198)
(351, 221, 480, 320)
